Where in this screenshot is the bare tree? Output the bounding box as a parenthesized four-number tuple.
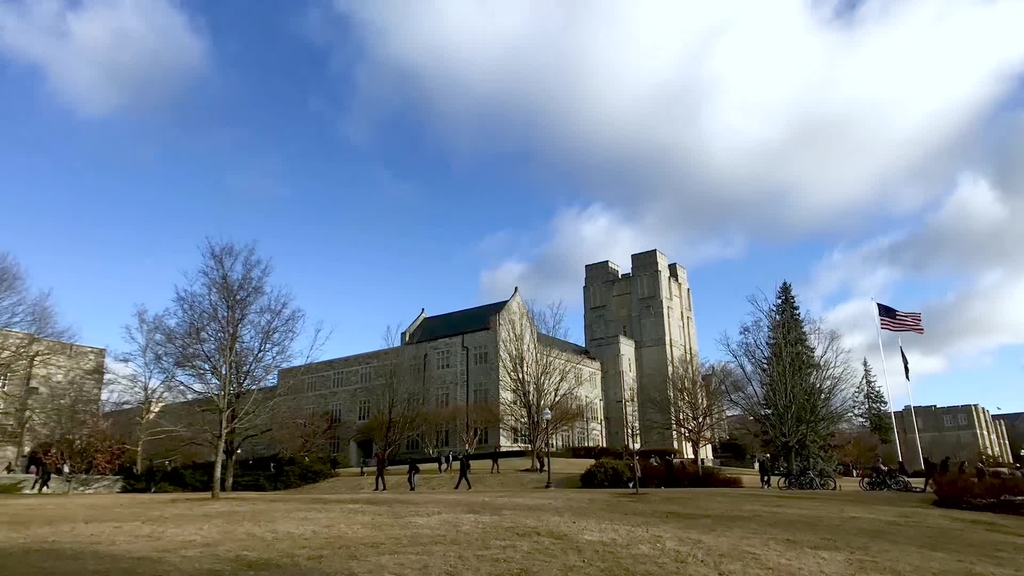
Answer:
(0, 253, 77, 468)
(356, 325, 424, 467)
(718, 290, 856, 472)
(31, 362, 123, 493)
(448, 400, 501, 454)
(272, 405, 339, 460)
(651, 355, 727, 475)
(106, 306, 185, 472)
(159, 239, 326, 498)
(497, 299, 589, 470)
(621, 380, 643, 494)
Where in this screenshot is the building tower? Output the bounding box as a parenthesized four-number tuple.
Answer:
(583, 250, 700, 454)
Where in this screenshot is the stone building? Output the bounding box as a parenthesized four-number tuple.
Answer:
(583, 249, 710, 460)
(992, 412, 1024, 464)
(277, 288, 604, 467)
(0, 329, 105, 468)
(891, 404, 1013, 470)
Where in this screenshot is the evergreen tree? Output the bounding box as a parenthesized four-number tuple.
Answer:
(854, 358, 893, 444)
(762, 281, 818, 471)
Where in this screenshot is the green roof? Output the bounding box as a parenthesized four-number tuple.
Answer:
(405, 300, 509, 344)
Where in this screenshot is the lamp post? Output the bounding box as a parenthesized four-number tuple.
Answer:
(542, 408, 552, 489)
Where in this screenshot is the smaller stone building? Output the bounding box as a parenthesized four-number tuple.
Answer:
(0, 329, 105, 468)
(891, 404, 1013, 470)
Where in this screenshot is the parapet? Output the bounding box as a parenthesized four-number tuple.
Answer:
(630, 249, 668, 275)
(668, 263, 687, 282)
(585, 260, 621, 283)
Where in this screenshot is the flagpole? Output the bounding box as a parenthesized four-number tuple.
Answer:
(871, 298, 903, 463)
(899, 335, 925, 472)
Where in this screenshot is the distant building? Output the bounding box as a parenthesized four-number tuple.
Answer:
(991, 412, 1024, 464)
(891, 404, 1013, 470)
(0, 329, 105, 468)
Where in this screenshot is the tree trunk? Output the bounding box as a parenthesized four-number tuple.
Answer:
(692, 442, 702, 475)
(632, 456, 640, 494)
(136, 439, 146, 474)
(224, 451, 236, 493)
(211, 428, 226, 499)
(787, 450, 796, 474)
(66, 474, 73, 495)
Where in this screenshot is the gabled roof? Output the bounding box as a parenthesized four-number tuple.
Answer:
(537, 333, 590, 357)
(405, 300, 509, 345)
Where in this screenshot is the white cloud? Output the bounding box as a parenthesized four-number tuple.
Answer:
(330, 0, 1024, 232)
(811, 158, 1024, 389)
(478, 204, 743, 303)
(324, 0, 1024, 305)
(0, 0, 208, 117)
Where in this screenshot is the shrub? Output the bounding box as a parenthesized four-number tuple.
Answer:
(120, 457, 335, 493)
(580, 458, 633, 489)
(931, 473, 1024, 516)
(570, 446, 622, 461)
(638, 461, 743, 489)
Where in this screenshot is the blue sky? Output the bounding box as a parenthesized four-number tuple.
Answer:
(2, 0, 1024, 413)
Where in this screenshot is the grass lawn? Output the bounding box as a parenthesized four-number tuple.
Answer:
(1, 462, 1020, 575)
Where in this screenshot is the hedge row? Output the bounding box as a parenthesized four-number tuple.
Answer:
(931, 474, 1024, 516)
(580, 458, 742, 489)
(121, 456, 336, 493)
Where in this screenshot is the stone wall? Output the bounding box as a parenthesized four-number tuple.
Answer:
(0, 473, 122, 494)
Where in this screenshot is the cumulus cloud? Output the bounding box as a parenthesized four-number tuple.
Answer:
(0, 0, 208, 117)
(324, 0, 1024, 305)
(809, 119, 1024, 385)
(478, 204, 744, 303)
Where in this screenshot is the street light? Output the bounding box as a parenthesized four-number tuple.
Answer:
(542, 407, 552, 489)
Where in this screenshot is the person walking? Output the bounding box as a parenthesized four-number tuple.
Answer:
(35, 462, 52, 494)
(922, 457, 936, 492)
(373, 451, 388, 492)
(938, 456, 951, 476)
(490, 447, 500, 474)
(758, 456, 772, 489)
(454, 452, 472, 490)
(445, 451, 453, 473)
(3, 461, 12, 474)
(437, 453, 444, 474)
(407, 461, 420, 491)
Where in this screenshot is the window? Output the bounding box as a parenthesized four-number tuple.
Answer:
(472, 382, 489, 404)
(436, 387, 451, 409)
(560, 431, 571, 448)
(327, 437, 342, 455)
(305, 375, 316, 394)
(576, 427, 587, 447)
(435, 349, 452, 370)
(435, 424, 449, 448)
(943, 415, 954, 426)
(472, 345, 489, 366)
(409, 358, 423, 376)
(332, 371, 344, 389)
(474, 427, 489, 446)
(0, 370, 7, 410)
(330, 402, 343, 424)
(357, 399, 371, 422)
(359, 366, 372, 385)
(305, 406, 316, 421)
(405, 435, 421, 452)
(512, 427, 528, 445)
(958, 413, 968, 426)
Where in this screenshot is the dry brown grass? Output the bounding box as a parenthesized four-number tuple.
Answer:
(1, 463, 1020, 576)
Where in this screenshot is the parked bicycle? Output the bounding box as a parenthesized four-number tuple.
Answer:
(777, 469, 837, 491)
(859, 469, 913, 492)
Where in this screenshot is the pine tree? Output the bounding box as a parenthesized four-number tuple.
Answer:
(855, 358, 893, 444)
(762, 281, 818, 471)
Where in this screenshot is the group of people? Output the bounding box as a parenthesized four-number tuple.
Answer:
(370, 449, 504, 492)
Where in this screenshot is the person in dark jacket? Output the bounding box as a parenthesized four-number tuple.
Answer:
(938, 456, 951, 476)
(490, 447, 500, 474)
(758, 456, 772, 489)
(35, 463, 52, 493)
(897, 460, 910, 478)
(437, 453, 444, 474)
(407, 462, 420, 491)
(957, 460, 968, 475)
(975, 462, 988, 480)
(373, 451, 388, 492)
(922, 457, 936, 492)
(454, 453, 472, 490)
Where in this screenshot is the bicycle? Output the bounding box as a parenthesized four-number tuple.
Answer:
(859, 469, 912, 492)
(777, 470, 823, 491)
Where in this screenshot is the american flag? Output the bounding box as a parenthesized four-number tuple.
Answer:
(876, 303, 924, 334)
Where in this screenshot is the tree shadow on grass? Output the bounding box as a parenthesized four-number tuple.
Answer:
(0, 546, 343, 576)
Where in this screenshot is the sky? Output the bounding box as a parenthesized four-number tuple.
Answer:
(2, 0, 1024, 414)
